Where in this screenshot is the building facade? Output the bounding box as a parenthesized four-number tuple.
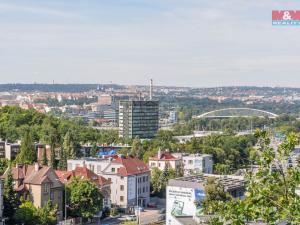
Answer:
(181, 154, 213, 175)
(55, 166, 111, 209)
(119, 100, 159, 139)
(1, 164, 64, 220)
(149, 150, 182, 171)
(67, 155, 150, 210)
(166, 174, 245, 225)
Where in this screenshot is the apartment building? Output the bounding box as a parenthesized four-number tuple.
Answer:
(55, 166, 111, 209)
(1, 163, 64, 220)
(67, 155, 150, 211)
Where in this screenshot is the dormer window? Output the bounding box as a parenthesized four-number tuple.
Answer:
(111, 168, 115, 173)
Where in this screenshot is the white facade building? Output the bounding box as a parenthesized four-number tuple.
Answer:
(67, 155, 150, 211)
(181, 154, 213, 175)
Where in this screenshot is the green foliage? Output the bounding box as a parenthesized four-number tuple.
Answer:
(67, 177, 103, 219)
(210, 130, 300, 224)
(150, 164, 182, 197)
(3, 167, 20, 224)
(0, 159, 9, 175)
(63, 131, 76, 159)
(90, 142, 99, 157)
(15, 129, 36, 164)
(14, 199, 57, 225)
(42, 147, 48, 166)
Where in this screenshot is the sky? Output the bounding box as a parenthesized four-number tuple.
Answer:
(0, 0, 300, 87)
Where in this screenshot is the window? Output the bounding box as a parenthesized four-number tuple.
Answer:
(188, 160, 193, 165)
(146, 176, 148, 182)
(143, 177, 145, 182)
(43, 183, 49, 194)
(120, 185, 124, 191)
(121, 176, 124, 180)
(158, 163, 161, 167)
(97, 165, 101, 174)
(150, 162, 156, 167)
(120, 196, 124, 202)
(143, 187, 145, 193)
(50, 192, 54, 200)
(111, 167, 115, 172)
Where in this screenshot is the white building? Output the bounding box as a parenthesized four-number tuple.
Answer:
(166, 174, 245, 225)
(149, 149, 182, 171)
(149, 150, 213, 175)
(181, 154, 213, 175)
(67, 155, 150, 211)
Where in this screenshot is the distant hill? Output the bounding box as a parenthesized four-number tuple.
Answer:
(0, 83, 122, 92)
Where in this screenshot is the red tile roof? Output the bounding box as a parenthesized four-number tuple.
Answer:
(149, 152, 179, 161)
(111, 155, 149, 176)
(55, 166, 111, 187)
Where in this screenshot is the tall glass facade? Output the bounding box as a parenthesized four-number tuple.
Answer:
(119, 100, 159, 139)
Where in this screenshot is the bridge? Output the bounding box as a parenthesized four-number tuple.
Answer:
(194, 108, 278, 119)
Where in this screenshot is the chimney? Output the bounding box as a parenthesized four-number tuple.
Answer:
(157, 148, 162, 159)
(150, 79, 153, 100)
(34, 163, 39, 172)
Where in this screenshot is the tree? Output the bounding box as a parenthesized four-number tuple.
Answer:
(90, 142, 99, 157)
(57, 147, 67, 170)
(14, 200, 38, 225)
(3, 167, 20, 224)
(202, 177, 231, 214)
(210, 130, 300, 224)
(35, 201, 58, 225)
(63, 131, 76, 159)
(14, 199, 57, 225)
(151, 167, 162, 194)
(67, 177, 103, 219)
(0, 159, 8, 175)
(131, 137, 143, 159)
(16, 130, 36, 164)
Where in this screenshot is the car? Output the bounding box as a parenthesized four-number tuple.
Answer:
(126, 215, 137, 221)
(147, 202, 157, 208)
(134, 206, 144, 212)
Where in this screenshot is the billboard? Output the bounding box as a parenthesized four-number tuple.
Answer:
(166, 186, 205, 225)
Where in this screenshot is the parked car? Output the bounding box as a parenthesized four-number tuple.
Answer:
(147, 202, 157, 208)
(126, 215, 137, 221)
(134, 206, 144, 212)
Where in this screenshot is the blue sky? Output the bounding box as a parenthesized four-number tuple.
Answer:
(0, 0, 300, 87)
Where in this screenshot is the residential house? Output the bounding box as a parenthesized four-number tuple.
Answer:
(55, 166, 111, 209)
(1, 163, 64, 220)
(148, 149, 182, 171)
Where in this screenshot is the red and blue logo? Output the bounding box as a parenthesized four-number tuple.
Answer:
(272, 10, 300, 26)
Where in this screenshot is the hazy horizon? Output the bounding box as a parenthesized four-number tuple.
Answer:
(1, 0, 300, 87)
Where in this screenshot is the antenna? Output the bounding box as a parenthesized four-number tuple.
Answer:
(150, 78, 153, 100)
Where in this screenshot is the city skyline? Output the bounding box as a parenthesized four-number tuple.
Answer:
(1, 0, 300, 87)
